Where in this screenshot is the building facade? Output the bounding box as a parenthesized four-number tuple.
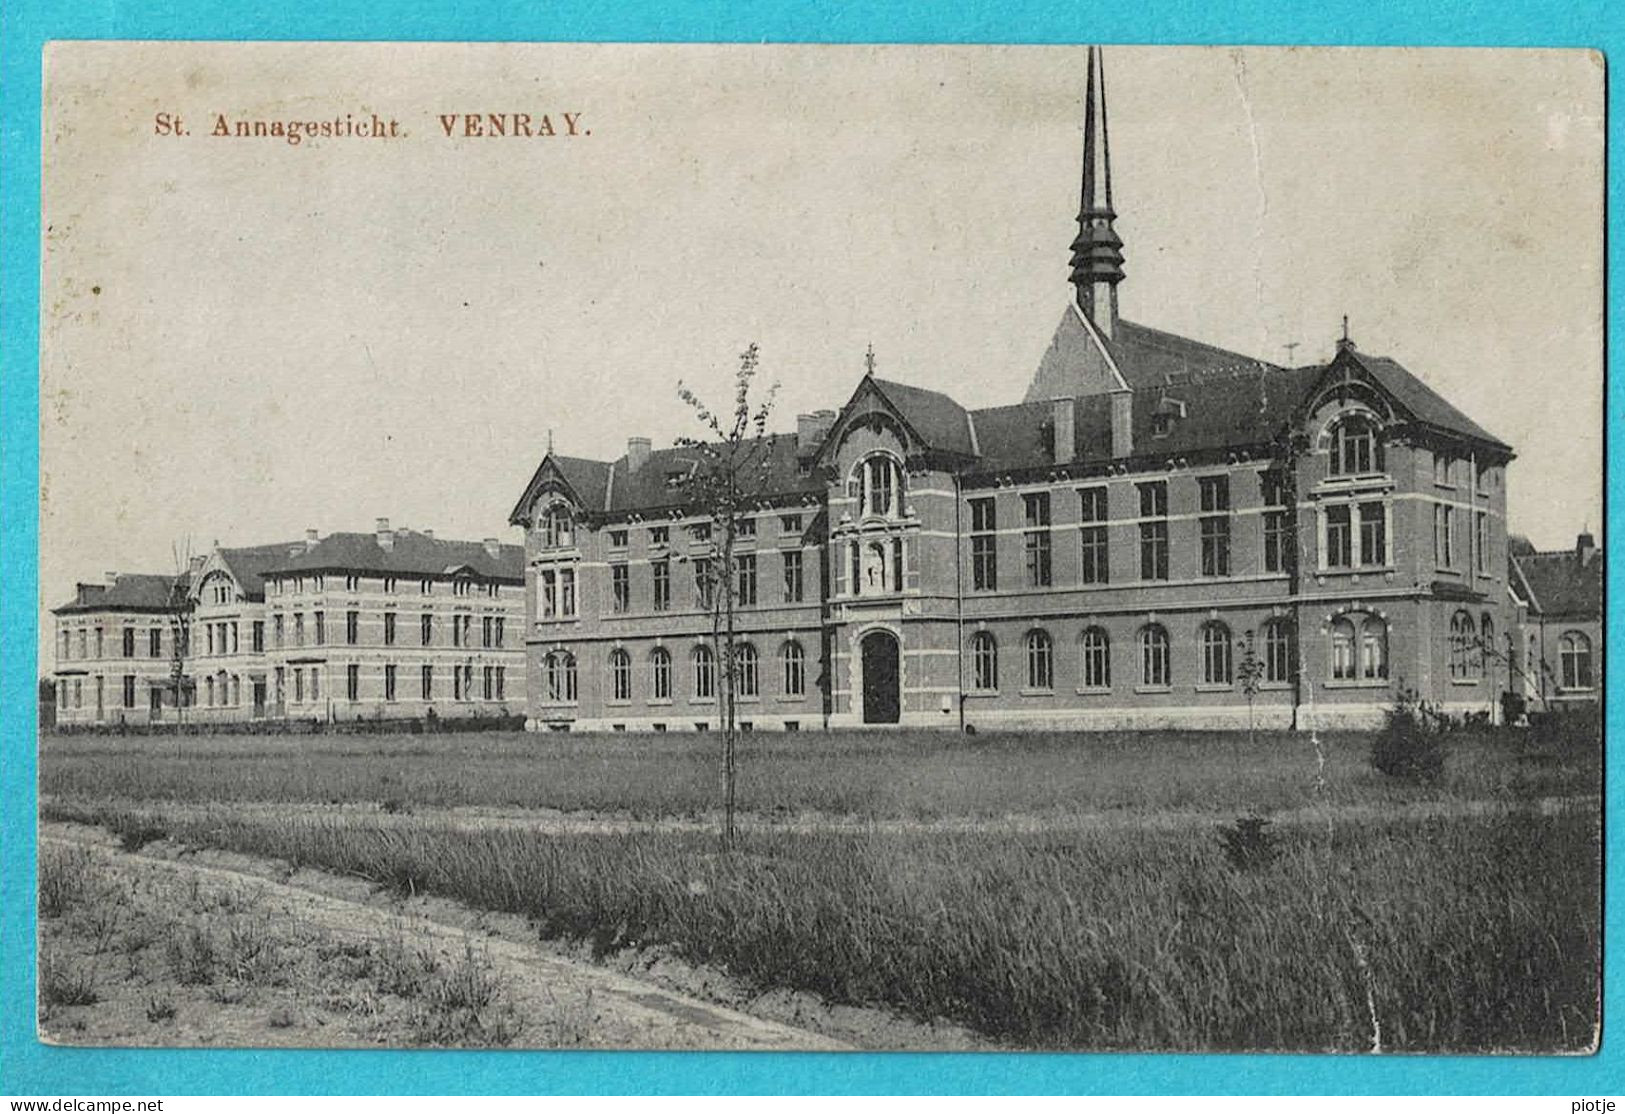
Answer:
(509, 47, 1518, 733)
(1509, 533, 1603, 712)
(51, 521, 527, 727)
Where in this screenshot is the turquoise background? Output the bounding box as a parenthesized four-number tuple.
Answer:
(1, 0, 1617, 1096)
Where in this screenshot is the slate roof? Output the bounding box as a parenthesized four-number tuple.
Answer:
(218, 542, 306, 601)
(53, 573, 185, 615)
(1109, 320, 1281, 387)
(1347, 352, 1510, 451)
(1512, 546, 1603, 619)
(272, 529, 525, 582)
(868, 379, 976, 457)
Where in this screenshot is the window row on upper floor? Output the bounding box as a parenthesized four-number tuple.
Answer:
(268, 574, 505, 598)
(533, 503, 809, 552)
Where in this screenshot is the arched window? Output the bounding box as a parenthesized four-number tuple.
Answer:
(609, 648, 631, 702)
(1026, 630, 1053, 690)
(1079, 627, 1111, 690)
(1200, 621, 1233, 686)
(852, 454, 904, 519)
(1560, 632, 1594, 690)
(540, 503, 574, 548)
(1449, 611, 1476, 680)
(545, 650, 578, 703)
(1139, 624, 1170, 688)
(692, 645, 716, 700)
(649, 647, 672, 701)
(1330, 617, 1357, 681)
(780, 641, 806, 697)
(1329, 415, 1383, 476)
(971, 631, 998, 692)
(1262, 619, 1293, 684)
(735, 643, 759, 698)
(1360, 617, 1388, 680)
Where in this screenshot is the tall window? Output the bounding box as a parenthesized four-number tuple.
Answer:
(780, 641, 806, 697)
(421, 613, 433, 646)
(971, 632, 998, 692)
(1200, 621, 1233, 685)
(149, 628, 162, 658)
(650, 647, 672, 700)
(1080, 627, 1110, 689)
(345, 610, 359, 645)
(1449, 610, 1476, 680)
(1198, 476, 1231, 577)
(122, 627, 135, 658)
(1324, 505, 1353, 568)
(782, 550, 804, 603)
(1078, 487, 1108, 584)
(855, 455, 903, 518)
(693, 558, 713, 610)
(1560, 632, 1594, 690)
(611, 564, 630, 613)
(1434, 505, 1454, 567)
(1479, 614, 1496, 674)
(545, 651, 578, 703)
(736, 643, 759, 698)
(421, 664, 433, 700)
(1329, 416, 1382, 476)
(609, 649, 631, 702)
(1475, 511, 1491, 574)
(1330, 618, 1357, 681)
(346, 664, 360, 701)
(540, 569, 578, 618)
(735, 554, 758, 606)
(384, 612, 396, 646)
(1262, 619, 1292, 684)
(1262, 482, 1293, 573)
(1359, 502, 1387, 566)
(1360, 617, 1389, 680)
(652, 559, 671, 611)
(970, 497, 997, 591)
(294, 614, 305, 648)
(252, 621, 264, 653)
(1139, 624, 1170, 688)
(1023, 493, 1052, 587)
(540, 505, 574, 548)
(692, 645, 716, 700)
(1025, 630, 1054, 690)
(385, 664, 397, 702)
(1137, 481, 1168, 581)
(1433, 451, 1454, 487)
(123, 675, 136, 708)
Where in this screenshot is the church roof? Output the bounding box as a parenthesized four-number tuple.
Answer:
(53, 573, 184, 615)
(273, 529, 524, 582)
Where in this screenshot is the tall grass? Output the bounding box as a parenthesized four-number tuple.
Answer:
(54, 799, 1599, 1052)
(39, 724, 1598, 820)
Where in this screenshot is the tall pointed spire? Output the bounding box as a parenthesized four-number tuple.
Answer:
(1070, 45, 1125, 337)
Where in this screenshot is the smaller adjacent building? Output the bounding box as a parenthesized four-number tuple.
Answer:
(51, 520, 527, 727)
(1509, 533, 1603, 711)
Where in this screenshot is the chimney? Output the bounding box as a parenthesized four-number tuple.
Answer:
(304, 528, 319, 551)
(1051, 398, 1076, 465)
(483, 537, 501, 559)
(628, 437, 652, 472)
(797, 410, 837, 455)
(105, 571, 119, 586)
(1577, 532, 1597, 565)
(375, 517, 394, 551)
(1110, 391, 1133, 459)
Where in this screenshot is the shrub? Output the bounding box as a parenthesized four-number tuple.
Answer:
(39, 950, 99, 1007)
(1371, 687, 1449, 783)
(1216, 813, 1280, 870)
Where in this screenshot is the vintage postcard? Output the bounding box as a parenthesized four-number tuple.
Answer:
(38, 41, 1603, 1053)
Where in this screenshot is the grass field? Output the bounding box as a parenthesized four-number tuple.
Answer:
(39, 722, 1602, 1051)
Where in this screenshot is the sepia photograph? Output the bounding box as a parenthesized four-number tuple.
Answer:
(35, 41, 1603, 1054)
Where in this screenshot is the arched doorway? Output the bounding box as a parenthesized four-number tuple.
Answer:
(860, 629, 900, 724)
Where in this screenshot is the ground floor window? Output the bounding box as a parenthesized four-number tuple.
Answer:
(781, 641, 806, 697)
(1449, 610, 1477, 680)
(1560, 631, 1593, 690)
(1262, 619, 1292, 684)
(1026, 630, 1053, 690)
(651, 648, 672, 700)
(736, 643, 759, 697)
(1139, 625, 1170, 688)
(1200, 622, 1233, 686)
(971, 632, 998, 692)
(545, 651, 578, 703)
(1079, 627, 1110, 689)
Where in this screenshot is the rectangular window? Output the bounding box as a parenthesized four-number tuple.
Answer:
(694, 557, 713, 609)
(314, 612, 325, 646)
(652, 559, 671, 611)
(252, 621, 265, 653)
(1137, 481, 1168, 581)
(1433, 451, 1454, 487)
(421, 579, 433, 594)
(207, 625, 215, 655)
(294, 669, 305, 703)
(346, 664, 359, 701)
(122, 627, 135, 658)
(735, 517, 756, 538)
(481, 615, 493, 648)
(1262, 474, 1293, 575)
(690, 522, 711, 543)
(122, 675, 135, 709)
(483, 666, 494, 701)
(1199, 475, 1231, 578)
(421, 665, 433, 700)
(383, 577, 397, 594)
(1434, 504, 1454, 567)
(453, 666, 462, 701)
(496, 666, 506, 702)
(1023, 492, 1052, 587)
(1476, 511, 1491, 574)
(149, 628, 162, 658)
(273, 615, 284, 648)
(650, 525, 669, 547)
(560, 569, 576, 617)
(421, 613, 433, 646)
(736, 554, 757, 606)
(294, 614, 305, 648)
(495, 617, 504, 647)
(344, 610, 358, 645)
(608, 529, 628, 549)
(1359, 502, 1387, 566)
(385, 664, 397, 703)
(540, 570, 557, 618)
(611, 564, 630, 613)
(1325, 505, 1353, 568)
(1078, 487, 1108, 585)
(782, 549, 804, 603)
(780, 513, 803, 534)
(970, 497, 997, 591)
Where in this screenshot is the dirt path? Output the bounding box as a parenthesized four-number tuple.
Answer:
(40, 825, 855, 1050)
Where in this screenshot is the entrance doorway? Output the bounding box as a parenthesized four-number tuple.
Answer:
(860, 630, 901, 724)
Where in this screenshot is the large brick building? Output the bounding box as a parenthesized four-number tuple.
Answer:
(51, 521, 526, 727)
(508, 48, 1517, 733)
(1509, 533, 1603, 712)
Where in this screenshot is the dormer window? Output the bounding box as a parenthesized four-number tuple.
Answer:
(539, 504, 574, 548)
(1151, 413, 1173, 438)
(850, 454, 904, 519)
(665, 470, 687, 489)
(1329, 415, 1383, 476)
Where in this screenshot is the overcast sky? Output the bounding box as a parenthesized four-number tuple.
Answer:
(40, 42, 1604, 666)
